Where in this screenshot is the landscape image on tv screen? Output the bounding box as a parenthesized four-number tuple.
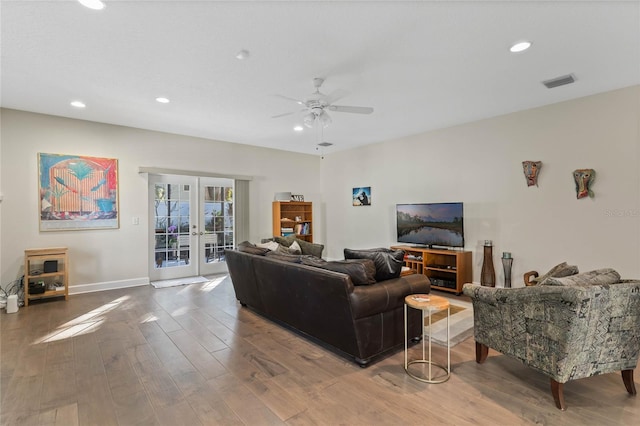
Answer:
(396, 202, 464, 248)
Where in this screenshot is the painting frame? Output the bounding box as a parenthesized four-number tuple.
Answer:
(352, 187, 371, 206)
(38, 153, 119, 231)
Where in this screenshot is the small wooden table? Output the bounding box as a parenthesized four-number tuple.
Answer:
(404, 294, 451, 383)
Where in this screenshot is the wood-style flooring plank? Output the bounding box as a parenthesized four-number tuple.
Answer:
(166, 329, 227, 379)
(173, 310, 228, 353)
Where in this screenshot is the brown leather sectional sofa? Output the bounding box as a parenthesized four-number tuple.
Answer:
(225, 248, 431, 366)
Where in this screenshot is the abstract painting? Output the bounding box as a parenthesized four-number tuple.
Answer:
(38, 153, 119, 230)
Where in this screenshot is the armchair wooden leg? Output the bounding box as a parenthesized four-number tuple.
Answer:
(550, 379, 566, 411)
(475, 342, 489, 364)
(622, 370, 637, 395)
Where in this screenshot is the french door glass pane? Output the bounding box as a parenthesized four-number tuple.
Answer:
(203, 185, 233, 264)
(154, 183, 191, 268)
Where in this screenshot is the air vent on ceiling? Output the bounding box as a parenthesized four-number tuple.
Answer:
(317, 142, 333, 147)
(542, 74, 576, 89)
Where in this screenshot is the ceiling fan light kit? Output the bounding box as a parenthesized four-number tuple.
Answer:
(274, 77, 373, 129)
(304, 108, 331, 128)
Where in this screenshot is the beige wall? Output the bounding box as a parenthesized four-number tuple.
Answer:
(0, 109, 322, 290)
(2, 86, 638, 292)
(320, 86, 640, 284)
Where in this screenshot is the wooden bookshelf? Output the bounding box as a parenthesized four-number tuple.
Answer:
(273, 201, 313, 242)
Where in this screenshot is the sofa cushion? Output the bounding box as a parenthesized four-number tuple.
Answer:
(257, 240, 280, 251)
(273, 236, 324, 258)
(288, 240, 302, 255)
(301, 257, 376, 286)
(259, 239, 303, 255)
(344, 248, 405, 281)
(543, 268, 621, 286)
(237, 241, 270, 256)
(532, 261, 579, 285)
(296, 239, 323, 258)
(265, 251, 303, 263)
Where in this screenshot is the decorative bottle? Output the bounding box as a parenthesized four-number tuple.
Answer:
(481, 240, 496, 287)
(502, 252, 513, 288)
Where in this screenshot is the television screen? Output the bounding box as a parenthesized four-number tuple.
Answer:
(396, 202, 464, 248)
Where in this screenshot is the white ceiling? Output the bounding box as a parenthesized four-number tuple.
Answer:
(2, 0, 639, 155)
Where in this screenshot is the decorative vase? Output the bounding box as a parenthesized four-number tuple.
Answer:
(481, 240, 496, 287)
(502, 252, 513, 288)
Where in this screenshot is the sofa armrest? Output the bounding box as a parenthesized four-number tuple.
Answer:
(350, 273, 430, 319)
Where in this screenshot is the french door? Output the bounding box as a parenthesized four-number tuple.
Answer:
(149, 175, 234, 281)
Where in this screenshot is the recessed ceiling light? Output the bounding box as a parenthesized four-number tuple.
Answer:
(155, 97, 170, 104)
(70, 101, 86, 108)
(235, 49, 250, 60)
(510, 41, 532, 53)
(293, 125, 304, 132)
(78, 0, 105, 10)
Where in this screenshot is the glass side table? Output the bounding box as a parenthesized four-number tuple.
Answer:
(404, 294, 451, 383)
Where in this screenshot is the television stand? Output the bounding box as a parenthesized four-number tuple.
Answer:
(391, 245, 472, 295)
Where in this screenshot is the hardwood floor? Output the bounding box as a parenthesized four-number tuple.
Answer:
(1, 276, 639, 425)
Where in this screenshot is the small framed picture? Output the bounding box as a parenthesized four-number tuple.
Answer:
(291, 194, 304, 202)
(353, 187, 371, 206)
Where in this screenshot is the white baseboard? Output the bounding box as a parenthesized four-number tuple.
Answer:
(69, 277, 149, 295)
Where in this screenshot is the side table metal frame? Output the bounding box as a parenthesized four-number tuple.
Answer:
(404, 294, 451, 383)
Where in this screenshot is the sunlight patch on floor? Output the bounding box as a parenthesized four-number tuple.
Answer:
(200, 274, 227, 292)
(171, 306, 190, 316)
(34, 295, 130, 344)
(140, 313, 159, 323)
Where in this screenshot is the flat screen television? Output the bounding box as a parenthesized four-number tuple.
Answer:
(396, 202, 464, 248)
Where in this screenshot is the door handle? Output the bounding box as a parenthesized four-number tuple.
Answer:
(192, 232, 197, 236)
(200, 232, 204, 235)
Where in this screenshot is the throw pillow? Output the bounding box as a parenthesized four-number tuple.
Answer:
(274, 236, 323, 257)
(532, 261, 579, 285)
(265, 251, 302, 263)
(300, 257, 376, 286)
(289, 240, 302, 255)
(543, 268, 621, 286)
(237, 241, 270, 256)
(343, 248, 405, 281)
(257, 241, 280, 252)
(274, 235, 296, 247)
(295, 239, 324, 258)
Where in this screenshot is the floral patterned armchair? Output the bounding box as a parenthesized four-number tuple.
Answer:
(463, 269, 640, 410)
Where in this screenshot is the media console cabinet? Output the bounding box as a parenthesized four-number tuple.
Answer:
(391, 245, 472, 295)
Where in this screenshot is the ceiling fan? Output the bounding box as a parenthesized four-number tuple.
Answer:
(273, 78, 374, 128)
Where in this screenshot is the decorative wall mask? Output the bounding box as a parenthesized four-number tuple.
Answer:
(573, 169, 595, 199)
(522, 161, 542, 187)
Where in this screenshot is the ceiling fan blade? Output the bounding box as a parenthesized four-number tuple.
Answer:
(271, 111, 296, 119)
(272, 108, 307, 119)
(323, 88, 349, 105)
(327, 105, 374, 114)
(273, 94, 305, 105)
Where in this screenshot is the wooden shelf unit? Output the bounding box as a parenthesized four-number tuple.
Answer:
(24, 247, 69, 306)
(273, 201, 313, 243)
(391, 245, 472, 295)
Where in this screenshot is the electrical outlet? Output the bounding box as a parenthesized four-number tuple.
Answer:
(132, 216, 140, 225)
